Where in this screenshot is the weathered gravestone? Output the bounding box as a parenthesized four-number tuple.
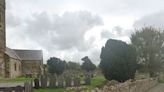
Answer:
(15, 86, 24, 92)
(58, 77, 64, 88)
(34, 78, 40, 88)
(4, 88, 12, 92)
(49, 75, 57, 88)
(40, 75, 47, 88)
(66, 77, 72, 87)
(24, 82, 32, 92)
(74, 77, 80, 87)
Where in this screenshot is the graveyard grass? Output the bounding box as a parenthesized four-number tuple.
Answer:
(34, 76, 106, 92)
(86, 76, 106, 89)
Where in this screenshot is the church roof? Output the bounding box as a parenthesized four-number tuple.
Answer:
(5, 47, 21, 60)
(14, 49, 43, 61)
(5, 47, 43, 61)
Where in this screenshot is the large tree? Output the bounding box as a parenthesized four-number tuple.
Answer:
(81, 56, 96, 72)
(100, 39, 137, 82)
(131, 27, 164, 77)
(47, 57, 66, 75)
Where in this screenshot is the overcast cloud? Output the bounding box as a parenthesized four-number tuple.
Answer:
(5, 0, 164, 64)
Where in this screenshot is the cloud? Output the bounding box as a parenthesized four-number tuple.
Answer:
(133, 11, 164, 29)
(101, 26, 132, 42)
(24, 11, 103, 51)
(6, 10, 104, 63)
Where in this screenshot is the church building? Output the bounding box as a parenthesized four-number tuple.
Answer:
(0, 0, 43, 78)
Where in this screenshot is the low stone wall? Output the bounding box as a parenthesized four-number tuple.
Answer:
(81, 78, 158, 92)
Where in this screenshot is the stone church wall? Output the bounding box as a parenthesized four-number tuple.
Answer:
(9, 58, 22, 78)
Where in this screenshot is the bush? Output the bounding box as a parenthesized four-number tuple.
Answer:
(100, 39, 137, 82)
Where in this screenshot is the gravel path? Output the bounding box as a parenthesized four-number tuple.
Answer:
(147, 83, 164, 92)
(0, 83, 24, 87)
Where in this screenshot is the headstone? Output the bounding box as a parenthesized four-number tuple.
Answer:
(15, 86, 24, 92)
(49, 75, 57, 88)
(74, 77, 80, 87)
(24, 82, 31, 92)
(58, 80, 64, 88)
(85, 75, 91, 85)
(65, 77, 72, 87)
(40, 75, 47, 88)
(34, 78, 40, 89)
(4, 88, 12, 92)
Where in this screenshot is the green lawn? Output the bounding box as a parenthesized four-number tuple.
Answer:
(0, 77, 33, 83)
(159, 80, 164, 83)
(86, 76, 107, 90)
(34, 76, 106, 92)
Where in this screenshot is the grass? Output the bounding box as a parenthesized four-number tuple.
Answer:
(0, 77, 33, 83)
(85, 76, 107, 90)
(159, 80, 164, 83)
(34, 76, 106, 92)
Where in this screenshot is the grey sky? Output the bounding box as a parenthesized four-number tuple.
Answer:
(6, 0, 164, 64)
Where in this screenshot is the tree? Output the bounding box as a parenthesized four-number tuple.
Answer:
(131, 27, 164, 77)
(66, 61, 81, 70)
(47, 57, 66, 75)
(100, 39, 137, 82)
(81, 56, 96, 72)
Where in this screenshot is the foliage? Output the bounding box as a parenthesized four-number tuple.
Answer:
(131, 27, 164, 77)
(47, 57, 66, 75)
(66, 61, 81, 70)
(81, 56, 96, 72)
(100, 39, 137, 82)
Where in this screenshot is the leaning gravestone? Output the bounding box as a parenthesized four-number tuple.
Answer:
(49, 75, 57, 88)
(40, 75, 47, 88)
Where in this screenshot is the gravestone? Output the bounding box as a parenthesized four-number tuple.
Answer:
(40, 75, 47, 88)
(85, 75, 91, 85)
(66, 77, 72, 87)
(74, 77, 80, 87)
(58, 76, 64, 88)
(49, 75, 57, 88)
(34, 78, 40, 88)
(15, 86, 24, 92)
(4, 88, 12, 92)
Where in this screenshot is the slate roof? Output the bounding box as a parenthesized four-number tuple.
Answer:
(5, 47, 43, 61)
(14, 49, 43, 61)
(5, 47, 21, 60)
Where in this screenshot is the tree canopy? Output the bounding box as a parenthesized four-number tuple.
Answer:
(81, 56, 96, 72)
(47, 57, 66, 75)
(131, 27, 164, 77)
(66, 61, 81, 70)
(100, 39, 137, 82)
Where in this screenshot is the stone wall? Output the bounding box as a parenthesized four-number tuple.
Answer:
(22, 60, 42, 76)
(81, 78, 158, 92)
(9, 58, 22, 78)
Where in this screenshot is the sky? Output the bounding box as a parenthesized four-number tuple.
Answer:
(5, 0, 164, 65)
